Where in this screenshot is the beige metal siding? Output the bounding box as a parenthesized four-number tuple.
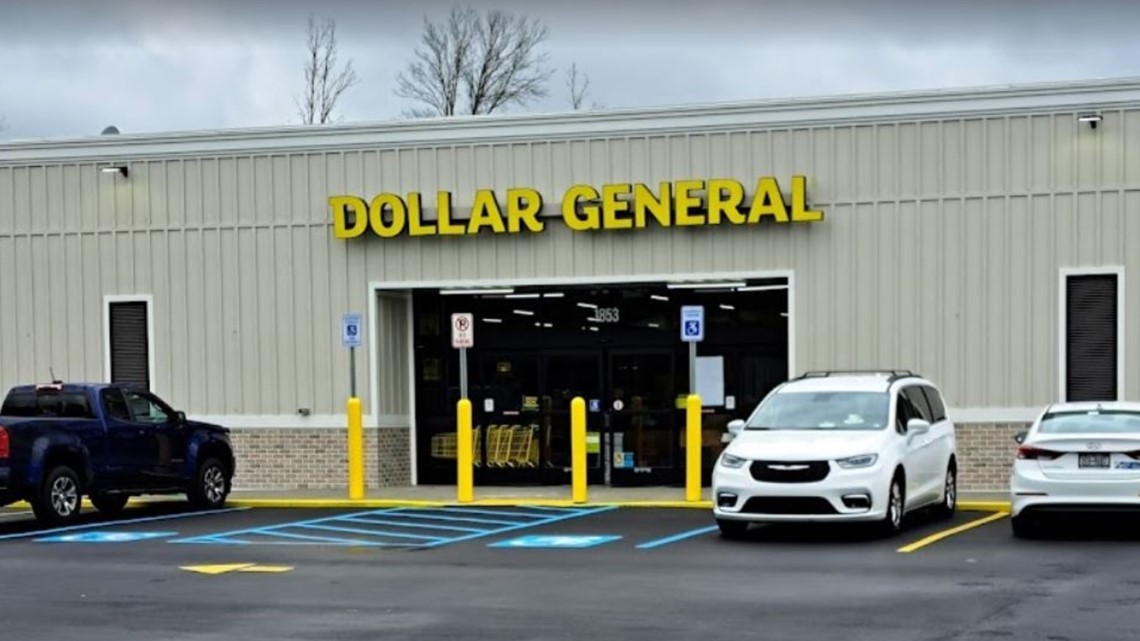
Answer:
(1, 108, 1139, 418)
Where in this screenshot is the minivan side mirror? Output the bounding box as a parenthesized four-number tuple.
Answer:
(1013, 431, 1028, 445)
(727, 419, 745, 436)
(906, 418, 931, 435)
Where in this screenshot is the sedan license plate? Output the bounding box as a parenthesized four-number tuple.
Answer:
(1079, 453, 1110, 469)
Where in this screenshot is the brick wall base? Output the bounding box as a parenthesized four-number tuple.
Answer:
(227, 423, 1025, 492)
(956, 422, 1030, 491)
(229, 427, 411, 491)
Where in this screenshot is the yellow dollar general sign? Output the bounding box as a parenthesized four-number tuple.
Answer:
(329, 177, 823, 239)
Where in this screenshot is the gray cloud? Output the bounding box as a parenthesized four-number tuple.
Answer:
(1, 0, 1139, 140)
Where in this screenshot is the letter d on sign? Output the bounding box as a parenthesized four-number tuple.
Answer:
(330, 196, 368, 239)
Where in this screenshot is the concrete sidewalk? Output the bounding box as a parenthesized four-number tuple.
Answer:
(224, 486, 1010, 510)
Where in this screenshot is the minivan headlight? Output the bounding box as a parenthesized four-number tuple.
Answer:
(719, 453, 747, 469)
(836, 453, 878, 469)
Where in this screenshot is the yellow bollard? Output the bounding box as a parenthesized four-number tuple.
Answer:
(347, 397, 364, 500)
(571, 397, 587, 503)
(457, 398, 474, 503)
(685, 394, 702, 502)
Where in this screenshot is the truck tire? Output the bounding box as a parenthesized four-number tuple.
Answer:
(91, 493, 130, 515)
(32, 465, 83, 526)
(188, 457, 229, 509)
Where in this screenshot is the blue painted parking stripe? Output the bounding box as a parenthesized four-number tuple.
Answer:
(340, 516, 484, 533)
(374, 511, 525, 526)
(237, 529, 385, 546)
(432, 507, 555, 519)
(420, 506, 617, 548)
(0, 507, 250, 542)
(169, 508, 394, 544)
(294, 523, 446, 541)
(635, 525, 720, 549)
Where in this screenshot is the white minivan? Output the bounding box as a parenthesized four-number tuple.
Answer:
(712, 370, 958, 538)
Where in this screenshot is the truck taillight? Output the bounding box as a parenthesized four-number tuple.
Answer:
(0, 426, 8, 459)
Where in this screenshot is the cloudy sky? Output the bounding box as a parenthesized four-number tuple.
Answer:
(1, 0, 1138, 141)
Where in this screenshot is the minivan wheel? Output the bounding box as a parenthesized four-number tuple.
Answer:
(32, 465, 83, 526)
(933, 466, 957, 520)
(876, 476, 905, 536)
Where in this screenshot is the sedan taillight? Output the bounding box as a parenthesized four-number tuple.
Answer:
(1016, 445, 1062, 461)
(0, 426, 8, 459)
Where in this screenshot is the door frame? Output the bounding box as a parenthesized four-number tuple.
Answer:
(606, 347, 682, 487)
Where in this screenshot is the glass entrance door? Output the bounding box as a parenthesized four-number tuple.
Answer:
(541, 352, 605, 485)
(607, 350, 679, 486)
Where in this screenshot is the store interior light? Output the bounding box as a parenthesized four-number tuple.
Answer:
(543, 292, 565, 298)
(440, 287, 515, 296)
(650, 295, 669, 302)
(505, 293, 541, 299)
(513, 309, 535, 316)
(648, 322, 661, 328)
(736, 284, 789, 292)
(101, 165, 129, 177)
(482, 318, 503, 323)
(719, 304, 735, 310)
(542, 322, 553, 328)
(780, 312, 789, 317)
(588, 326, 599, 332)
(667, 281, 747, 290)
(577, 302, 598, 310)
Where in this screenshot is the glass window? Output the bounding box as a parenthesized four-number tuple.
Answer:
(1039, 410, 1140, 434)
(895, 393, 923, 434)
(123, 390, 172, 424)
(920, 386, 947, 422)
(101, 389, 132, 421)
(902, 387, 934, 422)
(1, 390, 94, 418)
(745, 391, 890, 431)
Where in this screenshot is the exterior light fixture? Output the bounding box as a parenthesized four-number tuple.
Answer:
(1078, 113, 1103, 129)
(101, 165, 129, 177)
(737, 284, 790, 292)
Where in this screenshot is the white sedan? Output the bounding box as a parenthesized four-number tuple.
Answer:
(1010, 401, 1140, 537)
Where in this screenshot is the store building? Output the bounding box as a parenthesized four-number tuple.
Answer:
(1, 77, 1138, 492)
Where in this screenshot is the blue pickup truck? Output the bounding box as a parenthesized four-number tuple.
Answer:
(0, 382, 235, 524)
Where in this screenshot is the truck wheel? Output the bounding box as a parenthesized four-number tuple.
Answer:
(32, 465, 83, 525)
(91, 493, 130, 515)
(188, 458, 229, 509)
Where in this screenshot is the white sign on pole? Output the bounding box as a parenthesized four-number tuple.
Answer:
(451, 313, 475, 348)
(342, 313, 363, 348)
(680, 306, 704, 342)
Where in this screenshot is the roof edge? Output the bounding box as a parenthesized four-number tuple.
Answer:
(3, 76, 1140, 164)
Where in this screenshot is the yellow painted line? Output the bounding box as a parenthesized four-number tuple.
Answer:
(237, 565, 293, 573)
(225, 498, 714, 509)
(180, 563, 256, 575)
(958, 500, 1011, 511)
(897, 511, 1009, 553)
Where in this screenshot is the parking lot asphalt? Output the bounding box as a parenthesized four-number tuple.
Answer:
(2, 503, 1140, 641)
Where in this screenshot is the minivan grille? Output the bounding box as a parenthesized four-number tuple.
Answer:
(741, 497, 837, 515)
(749, 460, 830, 483)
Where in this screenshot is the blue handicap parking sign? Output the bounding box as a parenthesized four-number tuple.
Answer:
(680, 306, 704, 342)
(489, 534, 621, 549)
(37, 531, 177, 543)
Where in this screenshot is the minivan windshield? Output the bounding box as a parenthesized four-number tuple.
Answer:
(745, 391, 890, 431)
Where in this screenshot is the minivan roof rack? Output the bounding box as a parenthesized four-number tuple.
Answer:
(796, 370, 920, 384)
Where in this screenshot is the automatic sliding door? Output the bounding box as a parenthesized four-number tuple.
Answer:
(608, 351, 678, 486)
(542, 352, 604, 484)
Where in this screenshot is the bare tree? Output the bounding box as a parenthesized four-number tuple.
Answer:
(565, 63, 590, 110)
(396, 6, 553, 117)
(296, 14, 358, 125)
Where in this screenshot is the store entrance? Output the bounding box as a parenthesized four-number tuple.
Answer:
(412, 278, 790, 487)
(469, 349, 677, 486)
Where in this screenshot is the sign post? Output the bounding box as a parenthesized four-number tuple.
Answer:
(680, 306, 704, 503)
(342, 313, 364, 500)
(452, 313, 475, 503)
